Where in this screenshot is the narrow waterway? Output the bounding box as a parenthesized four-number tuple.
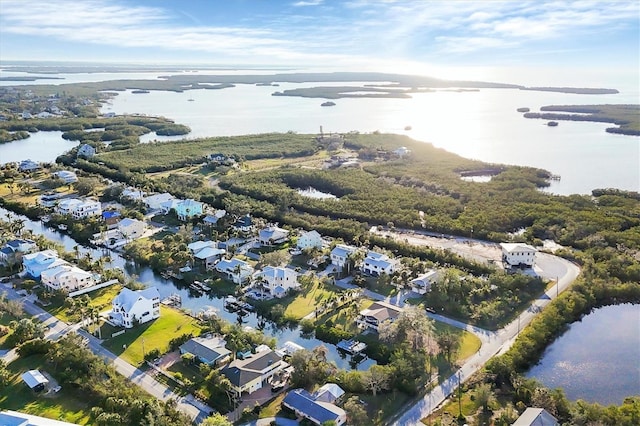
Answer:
(0, 207, 375, 370)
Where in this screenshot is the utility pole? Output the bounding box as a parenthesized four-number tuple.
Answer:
(457, 370, 463, 419)
(141, 337, 145, 361)
(556, 276, 559, 298)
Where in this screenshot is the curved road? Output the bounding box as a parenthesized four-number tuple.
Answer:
(390, 252, 580, 425)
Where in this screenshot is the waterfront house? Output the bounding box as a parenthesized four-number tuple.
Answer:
(41, 263, 95, 292)
(77, 144, 96, 158)
(191, 244, 226, 270)
(330, 244, 357, 269)
(282, 385, 347, 426)
(179, 336, 231, 366)
(117, 218, 146, 240)
(361, 251, 397, 276)
(109, 287, 161, 328)
(55, 198, 102, 219)
(52, 170, 78, 183)
(500, 243, 537, 268)
(144, 193, 175, 210)
(39, 192, 62, 207)
(258, 225, 290, 246)
(513, 407, 559, 426)
(221, 348, 286, 396)
(251, 266, 299, 299)
(356, 301, 403, 332)
(18, 159, 40, 172)
(215, 258, 254, 284)
(411, 270, 439, 294)
(296, 230, 323, 251)
(22, 249, 64, 278)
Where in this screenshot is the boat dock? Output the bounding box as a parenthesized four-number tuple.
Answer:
(337, 339, 367, 354)
(161, 293, 182, 307)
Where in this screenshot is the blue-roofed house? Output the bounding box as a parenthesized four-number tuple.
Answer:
(179, 336, 231, 366)
(361, 251, 397, 276)
(102, 211, 121, 229)
(109, 287, 160, 328)
(215, 258, 254, 284)
(174, 199, 204, 221)
(77, 144, 97, 158)
(282, 387, 347, 425)
(22, 249, 64, 278)
(18, 159, 40, 172)
(1, 239, 38, 265)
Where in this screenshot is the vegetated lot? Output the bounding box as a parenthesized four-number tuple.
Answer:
(44, 284, 123, 324)
(102, 306, 202, 366)
(0, 354, 92, 425)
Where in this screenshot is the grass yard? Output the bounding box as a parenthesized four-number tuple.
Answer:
(45, 284, 123, 323)
(0, 312, 19, 349)
(433, 322, 482, 362)
(283, 278, 341, 320)
(258, 392, 289, 418)
(102, 306, 202, 366)
(0, 354, 92, 425)
(320, 298, 375, 333)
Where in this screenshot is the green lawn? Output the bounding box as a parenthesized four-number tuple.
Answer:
(433, 322, 482, 362)
(102, 306, 202, 366)
(45, 284, 123, 324)
(0, 354, 92, 425)
(259, 392, 288, 418)
(284, 278, 341, 320)
(0, 312, 20, 349)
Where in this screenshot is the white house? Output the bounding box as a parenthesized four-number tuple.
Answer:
(252, 266, 299, 298)
(117, 218, 146, 240)
(18, 159, 40, 172)
(258, 225, 290, 246)
(22, 249, 64, 278)
(52, 170, 78, 183)
(330, 244, 357, 269)
(297, 230, 323, 251)
(77, 144, 96, 158)
(411, 270, 439, 294)
(144, 193, 175, 210)
(221, 349, 286, 396)
(39, 192, 62, 207)
(356, 301, 403, 332)
(121, 187, 146, 201)
(203, 209, 227, 226)
(215, 258, 254, 284)
(393, 146, 411, 157)
(500, 243, 537, 268)
(361, 251, 397, 276)
(109, 287, 161, 328)
(188, 241, 226, 270)
(55, 198, 102, 219)
(41, 263, 95, 292)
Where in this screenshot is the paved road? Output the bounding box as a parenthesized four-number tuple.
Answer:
(390, 255, 580, 425)
(1, 283, 212, 424)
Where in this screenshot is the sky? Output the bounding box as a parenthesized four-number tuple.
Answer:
(0, 0, 638, 85)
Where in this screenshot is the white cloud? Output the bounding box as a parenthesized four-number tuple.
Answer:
(292, 0, 323, 6)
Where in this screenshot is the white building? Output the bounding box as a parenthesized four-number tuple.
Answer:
(0, 410, 78, 426)
(188, 241, 226, 270)
(41, 263, 95, 292)
(52, 170, 78, 183)
(258, 225, 290, 246)
(121, 187, 146, 201)
(215, 258, 254, 284)
(109, 287, 161, 328)
(297, 230, 323, 251)
(77, 144, 96, 158)
(117, 218, 146, 240)
(18, 159, 40, 172)
(411, 270, 439, 294)
(357, 301, 403, 332)
(500, 243, 537, 267)
(330, 244, 357, 269)
(393, 146, 411, 157)
(55, 198, 102, 219)
(144, 193, 175, 210)
(252, 266, 299, 298)
(22, 249, 64, 278)
(361, 251, 397, 276)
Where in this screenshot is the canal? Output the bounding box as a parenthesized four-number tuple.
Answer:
(0, 207, 375, 370)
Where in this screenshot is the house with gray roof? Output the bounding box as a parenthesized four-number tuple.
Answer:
(356, 301, 403, 332)
(179, 336, 231, 366)
(361, 250, 397, 276)
(221, 348, 286, 396)
(109, 287, 160, 328)
(513, 407, 558, 426)
(258, 225, 290, 246)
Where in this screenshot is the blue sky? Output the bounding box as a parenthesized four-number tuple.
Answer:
(0, 0, 638, 84)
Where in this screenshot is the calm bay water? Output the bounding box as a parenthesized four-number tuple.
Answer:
(527, 304, 640, 405)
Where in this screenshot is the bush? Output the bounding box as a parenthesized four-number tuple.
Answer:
(17, 338, 53, 356)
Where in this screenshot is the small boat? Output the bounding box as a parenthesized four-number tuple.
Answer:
(547, 121, 559, 127)
(321, 101, 336, 107)
(404, 125, 412, 131)
(57, 224, 68, 231)
(187, 98, 195, 102)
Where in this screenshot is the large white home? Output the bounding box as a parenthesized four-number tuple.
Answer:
(52, 170, 78, 184)
(144, 193, 175, 210)
(22, 249, 65, 278)
(252, 266, 299, 298)
(55, 198, 102, 219)
(215, 258, 254, 284)
(356, 301, 403, 332)
(297, 230, 323, 251)
(109, 287, 161, 328)
(221, 348, 286, 396)
(361, 251, 397, 276)
(411, 270, 439, 294)
(187, 241, 226, 270)
(258, 225, 290, 246)
(41, 263, 95, 292)
(121, 187, 146, 201)
(330, 244, 358, 269)
(500, 243, 537, 268)
(117, 218, 146, 240)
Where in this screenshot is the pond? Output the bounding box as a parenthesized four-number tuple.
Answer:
(527, 303, 640, 405)
(0, 207, 375, 371)
(0, 131, 77, 165)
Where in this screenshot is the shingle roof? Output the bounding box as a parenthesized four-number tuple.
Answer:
(221, 350, 282, 387)
(180, 337, 231, 364)
(113, 287, 160, 312)
(283, 389, 346, 424)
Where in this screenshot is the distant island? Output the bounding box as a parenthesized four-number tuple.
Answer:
(521, 87, 619, 95)
(131, 89, 150, 94)
(321, 101, 336, 106)
(0, 76, 64, 81)
(523, 104, 640, 136)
